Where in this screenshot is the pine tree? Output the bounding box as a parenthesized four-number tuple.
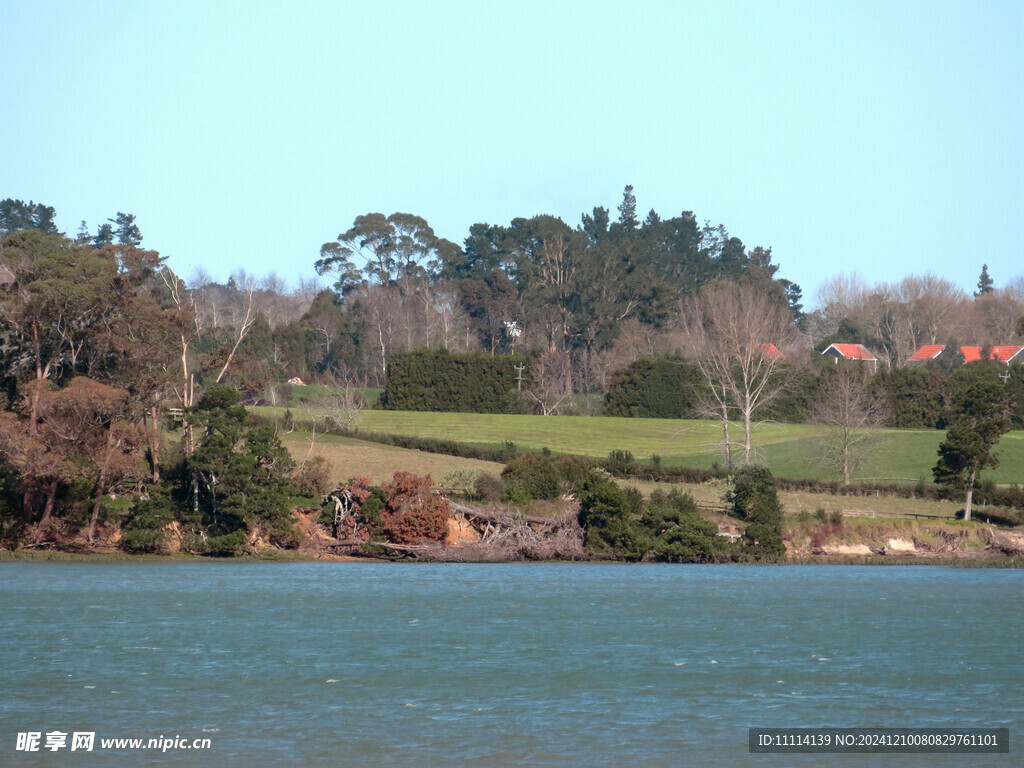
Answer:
(617, 184, 638, 229)
(110, 212, 143, 246)
(184, 384, 297, 552)
(933, 374, 1012, 520)
(975, 264, 994, 297)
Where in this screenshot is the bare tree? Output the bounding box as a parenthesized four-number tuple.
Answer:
(188, 266, 214, 290)
(318, 366, 366, 431)
(891, 274, 966, 361)
(590, 318, 669, 393)
(682, 281, 795, 465)
(968, 288, 1024, 345)
(525, 349, 573, 415)
(215, 282, 258, 384)
(811, 364, 889, 485)
(358, 284, 400, 383)
(161, 268, 202, 455)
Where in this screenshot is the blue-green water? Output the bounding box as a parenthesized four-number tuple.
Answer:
(1, 563, 1020, 767)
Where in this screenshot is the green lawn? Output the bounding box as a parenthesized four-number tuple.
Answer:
(255, 407, 1024, 485)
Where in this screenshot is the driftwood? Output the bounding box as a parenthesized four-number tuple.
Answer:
(446, 500, 556, 528)
(322, 500, 585, 562)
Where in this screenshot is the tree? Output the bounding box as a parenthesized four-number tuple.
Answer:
(0, 199, 58, 235)
(880, 363, 948, 428)
(812, 363, 888, 484)
(37, 378, 144, 543)
(975, 264, 994, 297)
(0, 378, 145, 541)
(933, 374, 1013, 521)
(457, 268, 520, 354)
(297, 289, 360, 377)
(681, 281, 796, 465)
(524, 349, 573, 415)
(93, 223, 114, 248)
(110, 212, 143, 246)
(577, 472, 647, 557)
(727, 464, 786, 560)
(616, 184, 638, 230)
(0, 398, 74, 530)
(183, 384, 297, 551)
(507, 215, 583, 393)
(316, 212, 458, 291)
(0, 232, 160, 437)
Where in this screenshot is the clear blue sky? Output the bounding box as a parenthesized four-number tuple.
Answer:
(3, 0, 1021, 305)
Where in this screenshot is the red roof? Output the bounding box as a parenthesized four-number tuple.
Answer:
(961, 346, 1024, 364)
(823, 343, 877, 361)
(908, 344, 945, 362)
(760, 343, 785, 359)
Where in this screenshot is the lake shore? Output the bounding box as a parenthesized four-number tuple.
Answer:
(2, 547, 1021, 567)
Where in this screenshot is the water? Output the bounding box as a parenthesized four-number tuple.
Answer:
(1, 563, 1020, 767)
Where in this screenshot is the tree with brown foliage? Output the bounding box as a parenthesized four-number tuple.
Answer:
(380, 472, 451, 545)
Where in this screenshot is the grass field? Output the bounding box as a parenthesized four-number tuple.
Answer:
(278, 432, 991, 523)
(280, 431, 505, 486)
(269, 416, 1024, 523)
(259, 407, 1024, 486)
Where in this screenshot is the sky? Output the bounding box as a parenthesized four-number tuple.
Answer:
(2, 0, 1021, 307)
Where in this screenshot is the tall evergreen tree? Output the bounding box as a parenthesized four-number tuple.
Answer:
(110, 212, 143, 246)
(184, 384, 296, 551)
(616, 185, 638, 230)
(933, 373, 1013, 520)
(975, 264, 994, 297)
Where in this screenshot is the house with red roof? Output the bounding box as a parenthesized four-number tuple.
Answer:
(821, 343, 879, 372)
(907, 344, 946, 363)
(960, 346, 1024, 364)
(760, 343, 785, 359)
(907, 344, 1024, 365)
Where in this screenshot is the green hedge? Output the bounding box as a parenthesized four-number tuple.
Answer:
(604, 356, 702, 418)
(381, 349, 529, 413)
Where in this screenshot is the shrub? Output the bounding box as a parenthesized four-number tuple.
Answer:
(577, 472, 648, 557)
(604, 450, 636, 477)
(502, 453, 561, 503)
(438, 468, 482, 497)
(379, 472, 450, 545)
(742, 522, 786, 562)
(472, 472, 506, 503)
(879, 365, 948, 429)
(119, 494, 176, 554)
(639, 488, 733, 562)
(195, 530, 247, 557)
(293, 455, 334, 497)
(728, 464, 784, 528)
(554, 455, 593, 495)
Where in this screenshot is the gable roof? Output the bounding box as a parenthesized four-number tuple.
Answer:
(760, 343, 785, 359)
(908, 344, 945, 362)
(960, 346, 1024, 364)
(822, 343, 877, 361)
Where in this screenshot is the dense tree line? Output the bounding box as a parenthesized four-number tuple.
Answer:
(310, 187, 802, 393)
(1, 193, 1022, 550)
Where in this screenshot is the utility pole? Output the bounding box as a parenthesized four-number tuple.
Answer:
(513, 363, 525, 391)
